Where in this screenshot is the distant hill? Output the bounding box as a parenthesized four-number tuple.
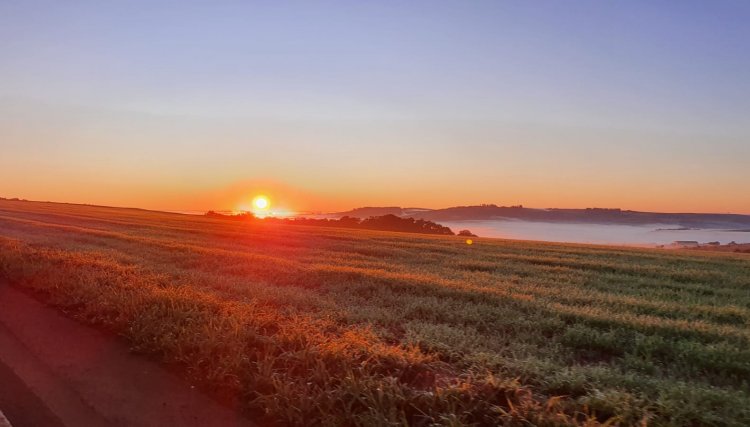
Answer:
(331, 205, 750, 229)
(334, 207, 405, 217)
(333, 206, 435, 218)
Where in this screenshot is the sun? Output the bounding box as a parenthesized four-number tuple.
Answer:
(252, 195, 270, 210)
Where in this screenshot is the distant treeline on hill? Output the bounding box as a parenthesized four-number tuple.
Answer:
(205, 212, 456, 236)
(336, 204, 750, 229)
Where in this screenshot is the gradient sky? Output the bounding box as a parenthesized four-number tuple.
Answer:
(1, 1, 749, 213)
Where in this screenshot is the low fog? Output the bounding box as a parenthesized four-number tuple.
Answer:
(442, 220, 750, 246)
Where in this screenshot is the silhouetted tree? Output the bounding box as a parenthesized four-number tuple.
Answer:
(205, 212, 455, 235)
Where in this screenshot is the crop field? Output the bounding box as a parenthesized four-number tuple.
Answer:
(0, 200, 749, 426)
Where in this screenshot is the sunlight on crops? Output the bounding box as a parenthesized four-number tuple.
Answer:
(1, 199, 749, 426)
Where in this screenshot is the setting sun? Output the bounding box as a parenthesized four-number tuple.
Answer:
(252, 195, 270, 210)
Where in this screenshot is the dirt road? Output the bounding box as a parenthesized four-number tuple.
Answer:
(0, 282, 253, 427)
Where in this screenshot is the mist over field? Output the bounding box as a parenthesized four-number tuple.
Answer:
(442, 220, 750, 246)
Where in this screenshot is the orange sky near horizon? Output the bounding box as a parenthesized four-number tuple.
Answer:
(2, 100, 748, 215)
(2, 105, 748, 215)
(3, 175, 748, 216)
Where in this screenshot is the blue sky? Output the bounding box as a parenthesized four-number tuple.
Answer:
(1, 1, 749, 212)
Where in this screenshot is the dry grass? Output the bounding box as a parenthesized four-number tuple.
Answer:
(1, 200, 749, 426)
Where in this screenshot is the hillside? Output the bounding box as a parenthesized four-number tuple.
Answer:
(1, 199, 749, 426)
(333, 206, 434, 218)
(335, 205, 750, 229)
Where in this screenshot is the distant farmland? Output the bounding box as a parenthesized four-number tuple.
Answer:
(1, 200, 749, 426)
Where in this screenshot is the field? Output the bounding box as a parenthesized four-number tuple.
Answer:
(1, 200, 749, 426)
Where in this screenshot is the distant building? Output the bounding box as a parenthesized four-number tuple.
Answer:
(672, 241, 699, 248)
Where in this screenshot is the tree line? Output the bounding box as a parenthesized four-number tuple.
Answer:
(205, 212, 459, 236)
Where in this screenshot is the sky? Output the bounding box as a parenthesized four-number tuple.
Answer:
(1, 1, 749, 214)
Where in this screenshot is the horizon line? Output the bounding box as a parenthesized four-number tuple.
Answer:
(3, 196, 750, 217)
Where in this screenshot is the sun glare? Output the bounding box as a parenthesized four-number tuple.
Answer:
(253, 195, 270, 210)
